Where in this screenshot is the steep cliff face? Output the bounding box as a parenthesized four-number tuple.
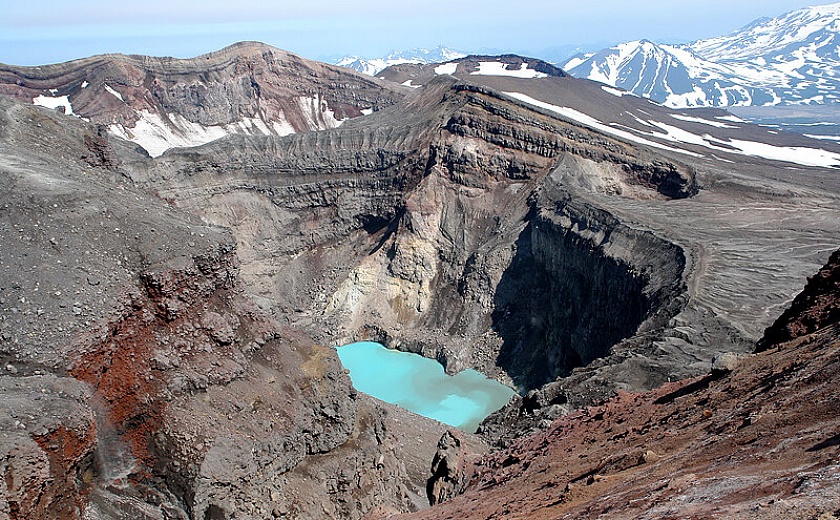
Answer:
(492, 190, 686, 391)
(0, 42, 406, 157)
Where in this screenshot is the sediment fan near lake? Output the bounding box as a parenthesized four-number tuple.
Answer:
(1, 43, 839, 519)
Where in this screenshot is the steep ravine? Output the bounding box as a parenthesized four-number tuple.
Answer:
(492, 193, 686, 391)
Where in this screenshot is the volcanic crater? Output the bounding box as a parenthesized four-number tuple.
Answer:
(0, 43, 838, 519)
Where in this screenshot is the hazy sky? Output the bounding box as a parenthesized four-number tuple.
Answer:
(1, 1, 836, 65)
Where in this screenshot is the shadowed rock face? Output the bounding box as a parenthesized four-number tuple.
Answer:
(492, 192, 686, 391)
(2, 43, 840, 520)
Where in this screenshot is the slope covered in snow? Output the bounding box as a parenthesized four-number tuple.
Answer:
(564, 3, 840, 108)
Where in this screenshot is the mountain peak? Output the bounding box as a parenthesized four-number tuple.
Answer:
(803, 1, 840, 16)
(565, 3, 840, 108)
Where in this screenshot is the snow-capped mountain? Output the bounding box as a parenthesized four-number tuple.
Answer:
(564, 3, 840, 108)
(336, 46, 466, 76)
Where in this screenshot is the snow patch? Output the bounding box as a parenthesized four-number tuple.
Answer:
(645, 118, 840, 167)
(296, 96, 345, 130)
(804, 134, 840, 141)
(665, 86, 709, 108)
(721, 138, 840, 167)
(104, 84, 123, 102)
(434, 62, 458, 76)
(401, 79, 421, 88)
(33, 94, 74, 115)
(648, 120, 728, 149)
(109, 111, 229, 157)
(81, 81, 89, 89)
(563, 55, 590, 71)
(601, 85, 634, 97)
(471, 62, 548, 79)
(107, 95, 346, 157)
(670, 114, 736, 128)
(504, 91, 701, 157)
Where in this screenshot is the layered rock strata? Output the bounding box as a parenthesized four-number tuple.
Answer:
(0, 98, 450, 520)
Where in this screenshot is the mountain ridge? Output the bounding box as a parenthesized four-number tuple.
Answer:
(564, 2, 840, 108)
(0, 41, 406, 157)
(336, 46, 467, 76)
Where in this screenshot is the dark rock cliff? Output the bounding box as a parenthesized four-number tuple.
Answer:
(493, 191, 686, 391)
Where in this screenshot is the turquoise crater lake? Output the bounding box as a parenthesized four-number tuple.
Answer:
(335, 341, 516, 432)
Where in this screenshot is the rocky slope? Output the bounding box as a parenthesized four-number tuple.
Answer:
(0, 42, 406, 157)
(756, 248, 840, 351)
(400, 249, 840, 519)
(564, 3, 840, 108)
(2, 43, 840, 519)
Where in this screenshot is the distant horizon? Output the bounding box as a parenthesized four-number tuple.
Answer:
(1, 0, 836, 67)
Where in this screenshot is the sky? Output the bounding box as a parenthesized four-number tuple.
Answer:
(1, 0, 836, 66)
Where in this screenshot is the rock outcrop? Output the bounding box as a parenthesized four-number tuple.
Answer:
(426, 431, 469, 506)
(0, 376, 96, 520)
